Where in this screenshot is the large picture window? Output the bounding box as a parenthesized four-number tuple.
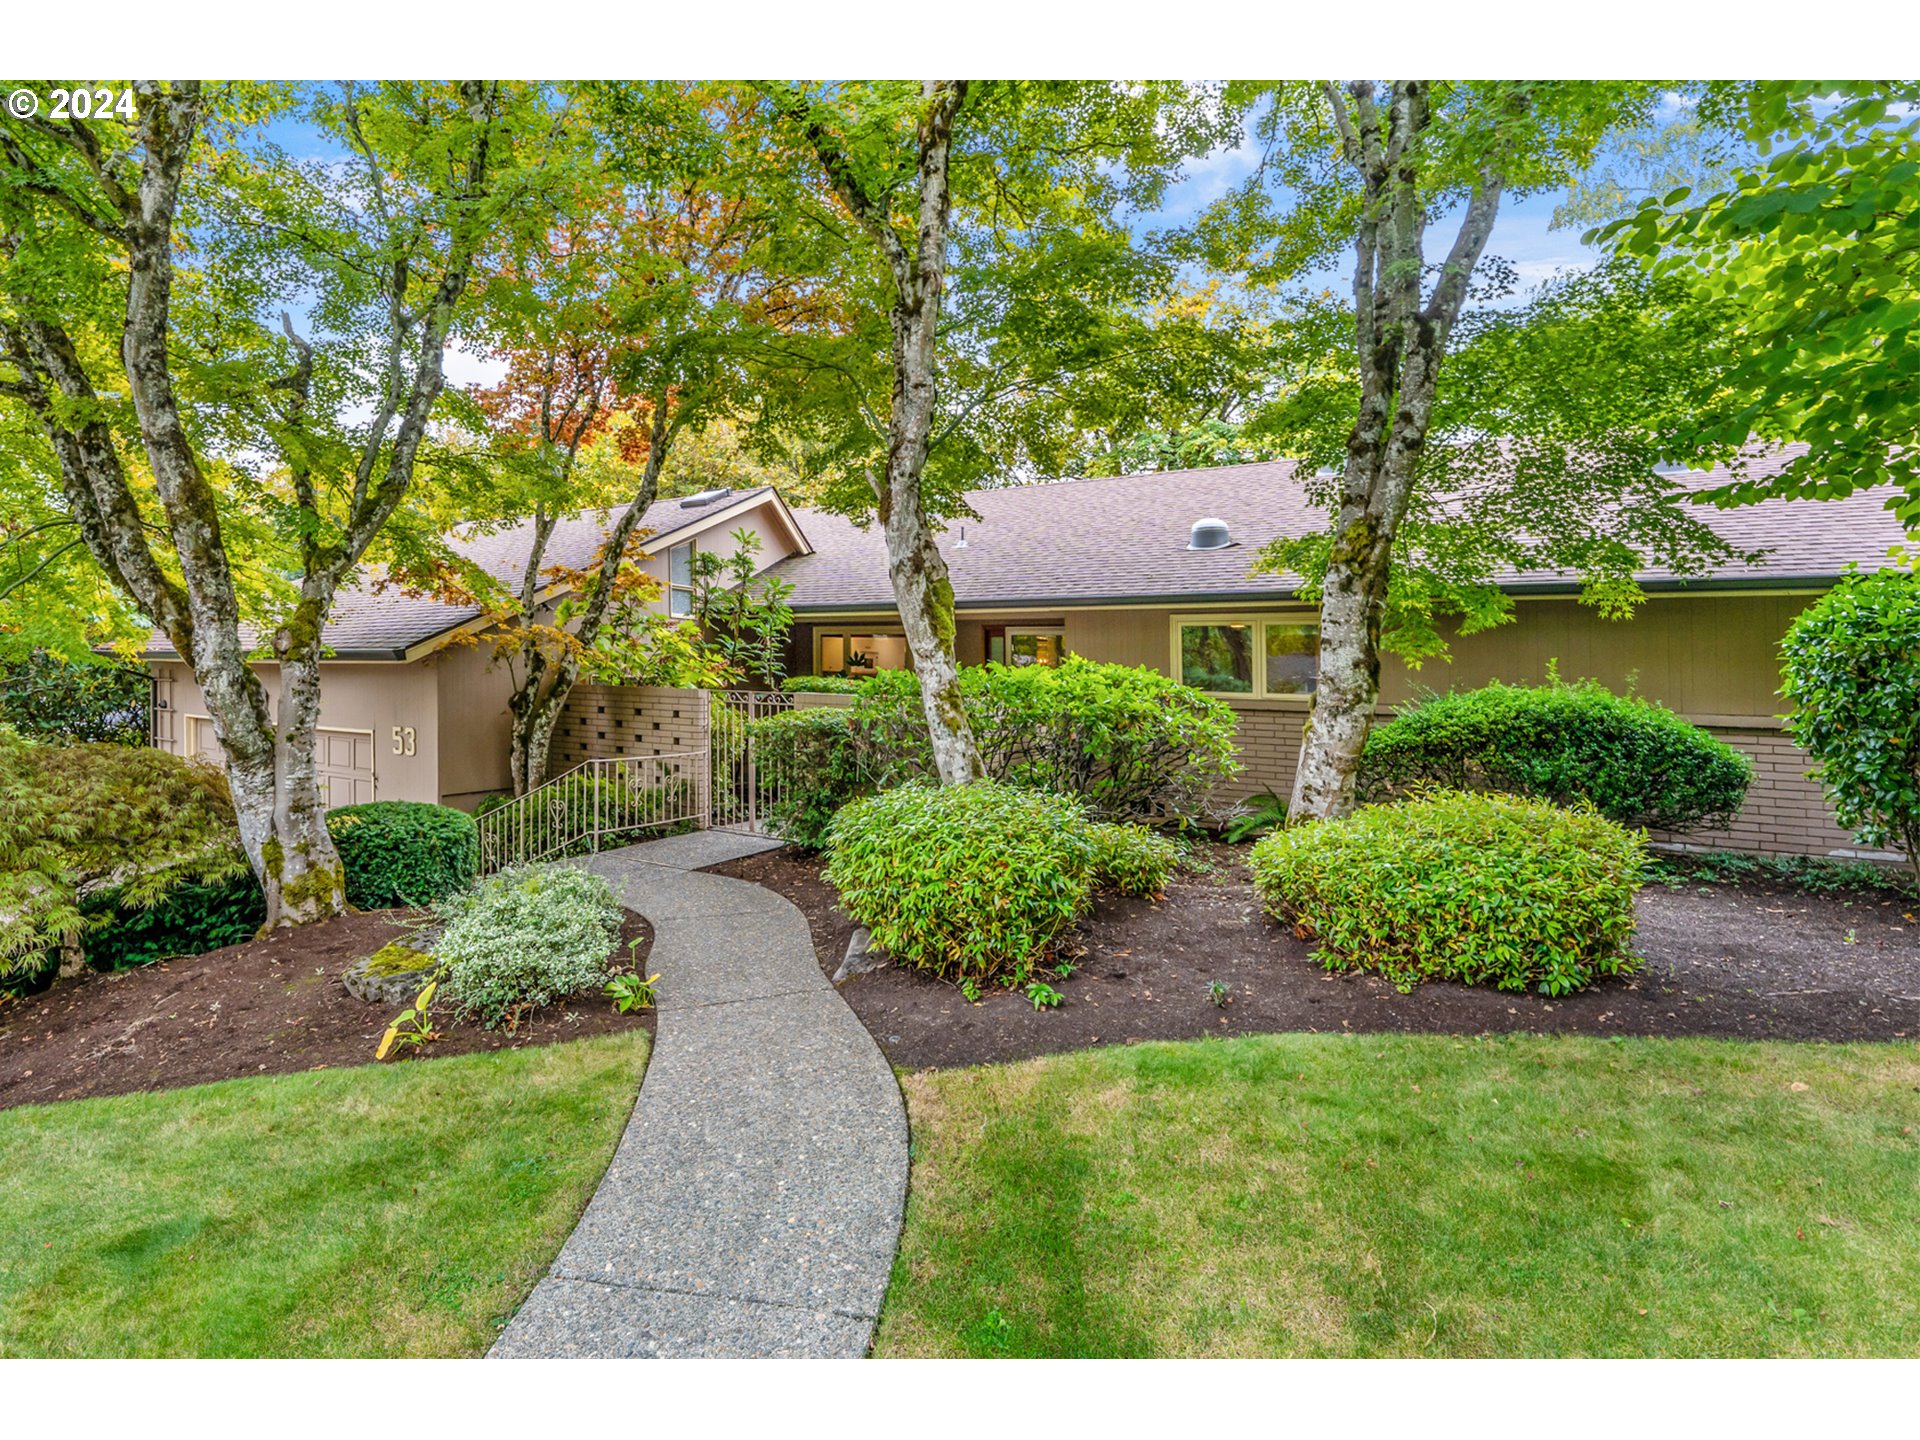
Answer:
(1175, 617, 1319, 699)
(817, 631, 909, 677)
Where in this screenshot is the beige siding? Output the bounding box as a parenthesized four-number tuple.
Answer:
(431, 642, 518, 809)
(786, 588, 1893, 860)
(148, 659, 441, 805)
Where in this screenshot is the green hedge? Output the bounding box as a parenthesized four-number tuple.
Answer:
(82, 873, 266, 969)
(326, 801, 479, 909)
(825, 782, 1096, 988)
(1780, 568, 1920, 889)
(1358, 678, 1752, 833)
(855, 659, 1239, 820)
(746, 707, 872, 849)
(780, 675, 864, 694)
(1250, 791, 1645, 996)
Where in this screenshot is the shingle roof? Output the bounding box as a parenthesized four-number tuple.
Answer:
(770, 447, 1916, 612)
(138, 487, 775, 661)
(133, 451, 1918, 660)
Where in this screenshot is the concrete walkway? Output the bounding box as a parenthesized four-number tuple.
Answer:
(490, 830, 909, 1359)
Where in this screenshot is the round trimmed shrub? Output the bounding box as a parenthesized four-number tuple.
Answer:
(1086, 820, 1179, 897)
(1250, 791, 1645, 996)
(746, 706, 872, 849)
(824, 781, 1095, 987)
(325, 801, 479, 909)
(1358, 678, 1752, 833)
(436, 863, 623, 1029)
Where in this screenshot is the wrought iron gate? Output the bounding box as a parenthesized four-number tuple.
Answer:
(709, 688, 794, 834)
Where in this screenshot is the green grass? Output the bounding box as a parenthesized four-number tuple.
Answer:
(877, 1033, 1920, 1357)
(0, 1033, 647, 1357)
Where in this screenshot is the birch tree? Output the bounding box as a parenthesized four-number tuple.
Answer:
(1198, 81, 1730, 822)
(0, 81, 534, 925)
(765, 80, 1228, 785)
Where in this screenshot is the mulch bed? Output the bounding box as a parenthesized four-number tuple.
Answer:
(0, 909, 653, 1111)
(707, 845, 1920, 1070)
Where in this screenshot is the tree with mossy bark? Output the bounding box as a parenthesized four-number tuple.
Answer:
(0, 81, 543, 926)
(1195, 81, 1752, 822)
(430, 83, 822, 796)
(761, 80, 1233, 785)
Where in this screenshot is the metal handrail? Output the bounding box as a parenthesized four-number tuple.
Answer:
(476, 750, 705, 874)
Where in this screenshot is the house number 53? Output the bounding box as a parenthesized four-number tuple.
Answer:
(391, 725, 416, 756)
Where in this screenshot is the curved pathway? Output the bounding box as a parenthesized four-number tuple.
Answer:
(490, 830, 909, 1359)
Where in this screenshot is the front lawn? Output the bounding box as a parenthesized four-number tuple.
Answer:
(0, 1033, 647, 1357)
(877, 1033, 1920, 1357)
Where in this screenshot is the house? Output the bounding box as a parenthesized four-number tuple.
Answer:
(142, 486, 811, 810)
(142, 447, 1915, 859)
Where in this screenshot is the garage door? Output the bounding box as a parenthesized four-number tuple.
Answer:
(187, 718, 374, 809)
(316, 729, 375, 808)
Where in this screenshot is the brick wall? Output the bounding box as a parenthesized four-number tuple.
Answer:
(549, 684, 709, 771)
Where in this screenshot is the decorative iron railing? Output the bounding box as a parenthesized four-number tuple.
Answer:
(476, 751, 707, 874)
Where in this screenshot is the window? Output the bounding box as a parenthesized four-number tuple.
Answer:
(988, 626, 1067, 667)
(1175, 617, 1319, 699)
(817, 631, 909, 677)
(1264, 623, 1318, 695)
(668, 540, 695, 618)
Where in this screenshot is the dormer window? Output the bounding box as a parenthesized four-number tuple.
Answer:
(669, 540, 695, 618)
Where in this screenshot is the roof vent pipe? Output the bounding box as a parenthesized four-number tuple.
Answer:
(1188, 517, 1233, 551)
(679, 487, 733, 508)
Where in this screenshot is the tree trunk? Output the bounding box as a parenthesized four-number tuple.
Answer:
(885, 480, 982, 785)
(794, 80, 982, 785)
(1288, 80, 1507, 823)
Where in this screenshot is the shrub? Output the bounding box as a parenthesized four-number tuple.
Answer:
(1250, 791, 1645, 996)
(1780, 568, 1920, 890)
(436, 864, 623, 1029)
(82, 872, 266, 969)
(1359, 677, 1752, 833)
(854, 659, 1240, 821)
(1086, 821, 1179, 897)
(0, 727, 247, 979)
(824, 781, 1095, 988)
(746, 707, 872, 848)
(781, 675, 863, 695)
(326, 801, 479, 909)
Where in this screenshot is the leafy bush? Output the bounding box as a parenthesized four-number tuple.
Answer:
(1250, 791, 1645, 996)
(824, 781, 1095, 987)
(82, 873, 266, 970)
(0, 653, 150, 746)
(746, 707, 872, 848)
(1359, 677, 1752, 833)
(325, 801, 478, 909)
(436, 864, 624, 1029)
(0, 727, 248, 979)
(781, 675, 863, 695)
(1780, 568, 1920, 889)
(1086, 821, 1179, 897)
(1647, 849, 1914, 897)
(854, 659, 1239, 821)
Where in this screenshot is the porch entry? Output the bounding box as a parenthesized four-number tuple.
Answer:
(474, 687, 796, 872)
